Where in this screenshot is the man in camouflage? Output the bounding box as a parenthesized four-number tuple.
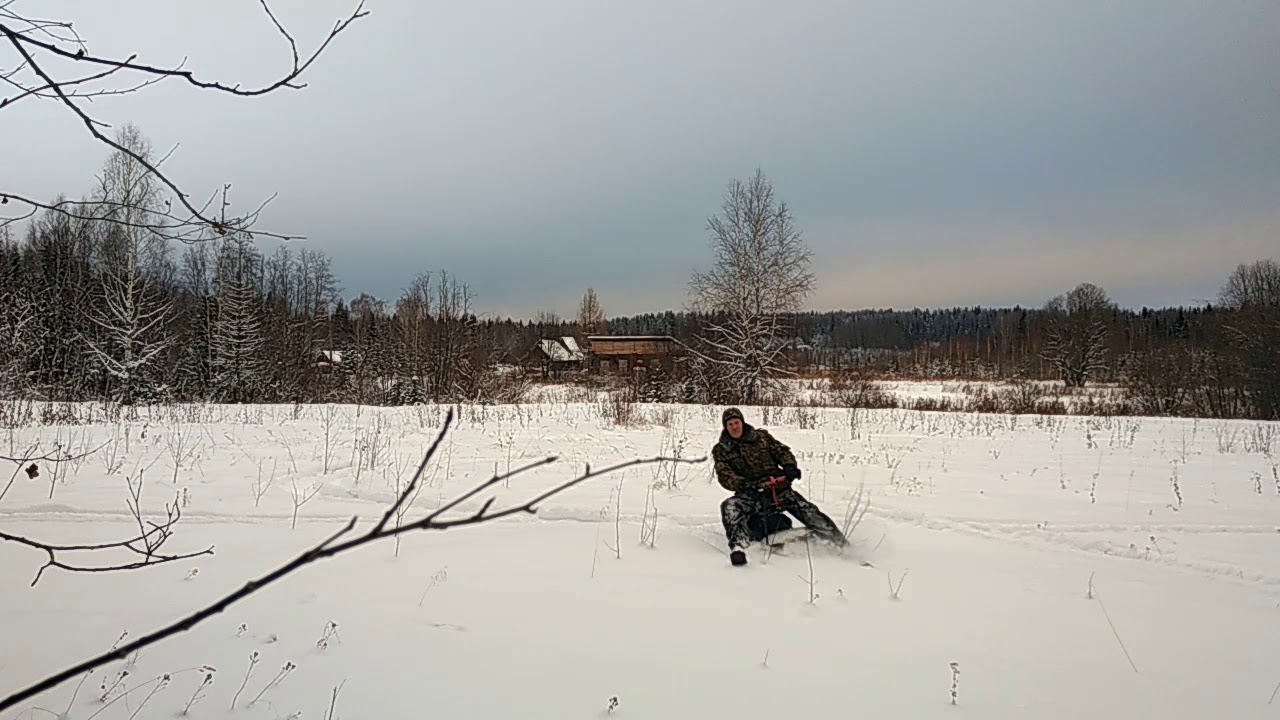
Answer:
(713, 407, 847, 565)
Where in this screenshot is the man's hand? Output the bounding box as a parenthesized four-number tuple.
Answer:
(761, 475, 790, 493)
(760, 475, 790, 504)
(782, 465, 802, 481)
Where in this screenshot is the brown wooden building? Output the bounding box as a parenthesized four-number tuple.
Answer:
(586, 335, 681, 374)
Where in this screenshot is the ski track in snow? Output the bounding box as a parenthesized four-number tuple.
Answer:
(6, 503, 1277, 589)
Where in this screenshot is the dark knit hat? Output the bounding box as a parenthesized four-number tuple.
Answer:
(722, 407, 744, 427)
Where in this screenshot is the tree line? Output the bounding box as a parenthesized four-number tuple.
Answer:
(606, 272, 1278, 420)
(610, 299, 1220, 380)
(2, 137, 1275, 419)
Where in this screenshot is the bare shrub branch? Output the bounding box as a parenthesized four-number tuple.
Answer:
(0, 479, 213, 586)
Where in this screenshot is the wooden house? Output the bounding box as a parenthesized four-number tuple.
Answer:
(526, 336, 585, 377)
(586, 335, 681, 374)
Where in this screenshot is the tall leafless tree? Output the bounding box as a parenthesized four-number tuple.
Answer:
(0, 224, 35, 392)
(22, 202, 98, 398)
(576, 288, 606, 336)
(1041, 282, 1115, 387)
(1219, 259, 1280, 311)
(82, 124, 174, 404)
(428, 271, 477, 399)
(260, 244, 339, 399)
(395, 272, 434, 389)
(1216, 259, 1280, 419)
(392, 271, 481, 402)
(0, 0, 367, 242)
(347, 292, 391, 403)
(688, 169, 815, 404)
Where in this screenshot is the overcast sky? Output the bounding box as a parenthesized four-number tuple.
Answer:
(9, 0, 1279, 318)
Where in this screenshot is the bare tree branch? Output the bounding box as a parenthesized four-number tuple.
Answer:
(5, 34, 233, 232)
(0, 188, 290, 243)
(257, 0, 301, 76)
(0, 408, 705, 712)
(0, 486, 214, 586)
(0, 5, 85, 47)
(0, 0, 367, 240)
(0, 1, 366, 97)
(0, 440, 110, 466)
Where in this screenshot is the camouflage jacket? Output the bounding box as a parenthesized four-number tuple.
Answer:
(712, 424, 798, 494)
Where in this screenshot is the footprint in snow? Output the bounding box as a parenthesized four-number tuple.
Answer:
(417, 620, 466, 632)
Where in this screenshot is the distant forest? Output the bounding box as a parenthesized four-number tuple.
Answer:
(2, 199, 1275, 419)
(610, 295, 1276, 421)
(607, 305, 1207, 378)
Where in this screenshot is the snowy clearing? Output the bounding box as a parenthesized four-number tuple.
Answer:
(2, 403, 1279, 718)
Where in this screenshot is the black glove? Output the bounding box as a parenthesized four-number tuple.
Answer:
(782, 465, 802, 481)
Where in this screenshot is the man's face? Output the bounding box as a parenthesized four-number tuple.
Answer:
(726, 418, 743, 439)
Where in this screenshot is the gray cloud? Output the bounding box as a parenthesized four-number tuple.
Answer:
(812, 210, 1280, 310)
(7, 0, 1278, 318)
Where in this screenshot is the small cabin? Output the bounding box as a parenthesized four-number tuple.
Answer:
(313, 349, 344, 371)
(586, 335, 680, 374)
(527, 337, 585, 377)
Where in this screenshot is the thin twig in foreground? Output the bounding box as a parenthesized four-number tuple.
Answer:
(0, 488, 213, 586)
(1094, 588, 1139, 673)
(0, 439, 111, 466)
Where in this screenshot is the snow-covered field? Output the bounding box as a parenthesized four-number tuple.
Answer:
(2, 403, 1279, 718)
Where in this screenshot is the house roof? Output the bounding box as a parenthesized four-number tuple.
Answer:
(586, 335, 675, 341)
(537, 338, 585, 362)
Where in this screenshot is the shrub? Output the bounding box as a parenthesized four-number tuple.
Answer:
(827, 370, 899, 409)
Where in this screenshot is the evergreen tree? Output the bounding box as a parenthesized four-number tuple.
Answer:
(211, 234, 265, 403)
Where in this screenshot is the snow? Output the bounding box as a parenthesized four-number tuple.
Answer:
(2, 403, 1279, 718)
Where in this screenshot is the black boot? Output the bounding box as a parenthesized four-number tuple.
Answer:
(729, 548, 747, 566)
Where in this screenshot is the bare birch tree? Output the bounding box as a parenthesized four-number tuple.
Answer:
(428, 271, 476, 399)
(1041, 282, 1115, 387)
(576, 288, 606, 336)
(395, 272, 433, 391)
(688, 169, 815, 404)
(83, 124, 174, 404)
